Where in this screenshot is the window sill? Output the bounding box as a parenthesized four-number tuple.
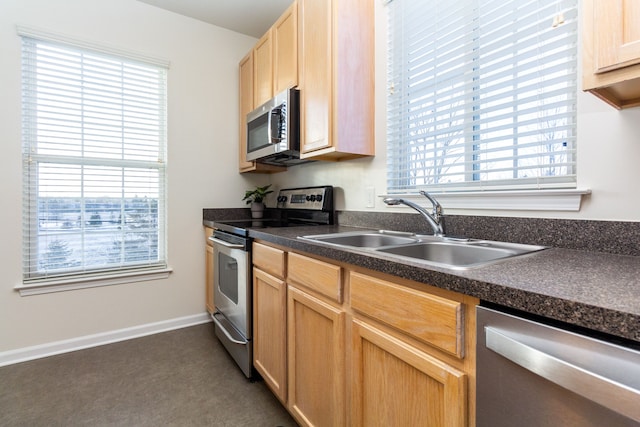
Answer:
(15, 267, 173, 296)
(381, 189, 591, 212)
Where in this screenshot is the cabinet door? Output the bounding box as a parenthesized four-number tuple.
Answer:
(253, 268, 287, 403)
(593, 0, 640, 73)
(288, 285, 345, 427)
(254, 32, 273, 107)
(205, 243, 214, 314)
(351, 318, 467, 427)
(273, 1, 298, 93)
(238, 52, 255, 171)
(298, 0, 332, 154)
(583, 0, 640, 108)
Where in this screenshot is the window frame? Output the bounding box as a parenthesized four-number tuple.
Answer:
(17, 26, 171, 294)
(385, 0, 584, 207)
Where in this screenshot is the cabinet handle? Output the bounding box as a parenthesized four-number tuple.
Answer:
(485, 326, 640, 422)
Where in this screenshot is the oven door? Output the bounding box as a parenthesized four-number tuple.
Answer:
(211, 235, 251, 339)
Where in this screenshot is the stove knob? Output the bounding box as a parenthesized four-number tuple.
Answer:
(316, 194, 323, 202)
(278, 195, 287, 203)
(306, 195, 312, 201)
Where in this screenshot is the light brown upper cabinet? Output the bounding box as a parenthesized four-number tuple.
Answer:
(583, 0, 640, 108)
(255, 1, 298, 107)
(238, 51, 285, 173)
(273, 1, 298, 95)
(238, 52, 256, 172)
(298, 0, 375, 160)
(239, 2, 297, 174)
(253, 32, 273, 107)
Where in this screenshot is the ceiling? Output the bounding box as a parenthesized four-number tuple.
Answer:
(137, 0, 294, 38)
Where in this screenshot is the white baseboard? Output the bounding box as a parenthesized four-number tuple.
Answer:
(0, 312, 212, 367)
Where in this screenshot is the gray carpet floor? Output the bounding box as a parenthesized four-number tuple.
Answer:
(0, 322, 297, 427)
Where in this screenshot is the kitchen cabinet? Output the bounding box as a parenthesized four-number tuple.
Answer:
(205, 227, 214, 314)
(273, 1, 298, 95)
(583, 0, 640, 108)
(287, 252, 345, 426)
(349, 271, 475, 426)
(254, 1, 297, 107)
(297, 0, 374, 160)
(252, 242, 288, 403)
(238, 51, 285, 174)
(253, 32, 273, 107)
(351, 320, 466, 426)
(251, 240, 478, 426)
(238, 3, 298, 174)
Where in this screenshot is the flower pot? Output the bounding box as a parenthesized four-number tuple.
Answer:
(250, 202, 265, 219)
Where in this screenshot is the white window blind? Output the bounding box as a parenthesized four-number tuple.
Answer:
(21, 34, 168, 284)
(387, 0, 578, 194)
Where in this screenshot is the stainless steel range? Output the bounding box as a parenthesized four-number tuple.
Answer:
(209, 186, 334, 378)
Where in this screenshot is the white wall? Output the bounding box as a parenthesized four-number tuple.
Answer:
(0, 0, 264, 353)
(2, 0, 639, 356)
(270, 0, 640, 222)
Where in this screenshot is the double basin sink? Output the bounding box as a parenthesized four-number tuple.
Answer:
(298, 230, 547, 270)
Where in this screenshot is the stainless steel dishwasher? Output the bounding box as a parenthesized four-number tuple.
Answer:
(477, 305, 640, 427)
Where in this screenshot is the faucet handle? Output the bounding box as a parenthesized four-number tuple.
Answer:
(418, 191, 442, 218)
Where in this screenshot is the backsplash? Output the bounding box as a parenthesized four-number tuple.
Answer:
(203, 208, 640, 256)
(337, 211, 640, 257)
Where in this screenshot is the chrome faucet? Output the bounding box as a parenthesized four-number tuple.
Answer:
(383, 191, 444, 236)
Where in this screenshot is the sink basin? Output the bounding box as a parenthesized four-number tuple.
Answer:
(299, 230, 547, 269)
(299, 231, 419, 248)
(377, 241, 544, 269)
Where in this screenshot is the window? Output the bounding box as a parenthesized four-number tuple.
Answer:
(21, 31, 168, 287)
(387, 0, 578, 194)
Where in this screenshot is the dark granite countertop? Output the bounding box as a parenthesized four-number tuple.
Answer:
(242, 224, 640, 343)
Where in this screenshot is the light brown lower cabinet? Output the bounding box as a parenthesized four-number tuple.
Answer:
(351, 317, 467, 427)
(287, 285, 346, 426)
(205, 227, 214, 314)
(253, 268, 287, 404)
(250, 241, 477, 427)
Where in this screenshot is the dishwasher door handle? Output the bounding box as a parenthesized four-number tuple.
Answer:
(485, 326, 640, 423)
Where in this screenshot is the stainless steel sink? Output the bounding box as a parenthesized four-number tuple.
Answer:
(299, 230, 419, 248)
(377, 240, 544, 269)
(298, 231, 547, 270)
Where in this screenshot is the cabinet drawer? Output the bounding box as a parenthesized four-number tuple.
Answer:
(350, 272, 464, 358)
(288, 252, 342, 303)
(253, 242, 286, 279)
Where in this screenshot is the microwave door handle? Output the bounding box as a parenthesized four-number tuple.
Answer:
(269, 108, 283, 144)
(267, 108, 274, 144)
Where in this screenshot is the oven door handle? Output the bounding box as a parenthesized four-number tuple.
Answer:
(209, 236, 244, 249)
(212, 312, 248, 345)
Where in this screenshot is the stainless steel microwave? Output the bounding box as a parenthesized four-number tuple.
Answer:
(246, 88, 307, 166)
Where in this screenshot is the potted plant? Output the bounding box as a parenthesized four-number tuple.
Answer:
(243, 184, 274, 219)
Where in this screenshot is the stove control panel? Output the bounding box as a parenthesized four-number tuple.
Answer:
(276, 186, 333, 211)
